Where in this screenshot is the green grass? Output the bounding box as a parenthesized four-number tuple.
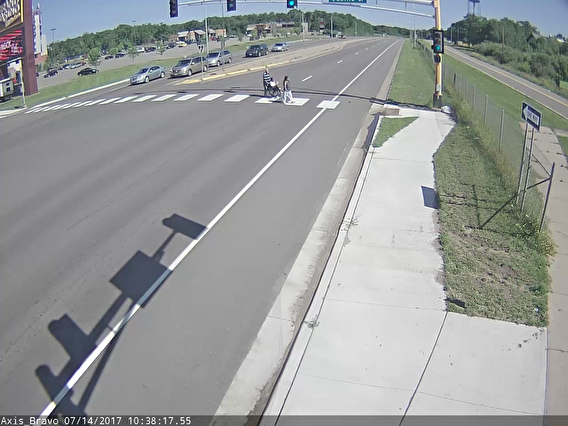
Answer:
(388, 39, 434, 107)
(373, 117, 417, 147)
(561, 81, 568, 90)
(559, 136, 568, 159)
(0, 36, 309, 111)
(444, 54, 568, 132)
(435, 88, 553, 326)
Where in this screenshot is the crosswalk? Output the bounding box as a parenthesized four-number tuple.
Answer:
(25, 92, 341, 115)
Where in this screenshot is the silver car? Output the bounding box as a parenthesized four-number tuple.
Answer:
(130, 65, 166, 85)
(205, 50, 232, 67)
(271, 42, 289, 52)
(170, 57, 207, 77)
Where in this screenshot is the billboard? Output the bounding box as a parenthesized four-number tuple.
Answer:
(319, 19, 325, 29)
(0, 0, 23, 34)
(0, 27, 23, 64)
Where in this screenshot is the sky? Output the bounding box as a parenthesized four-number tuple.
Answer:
(36, 0, 568, 43)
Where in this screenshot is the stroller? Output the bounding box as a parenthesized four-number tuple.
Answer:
(266, 78, 282, 98)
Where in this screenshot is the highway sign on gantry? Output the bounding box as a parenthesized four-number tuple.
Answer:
(521, 102, 542, 132)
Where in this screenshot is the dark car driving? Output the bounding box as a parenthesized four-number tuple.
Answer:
(77, 68, 99, 76)
(245, 44, 269, 57)
(44, 68, 58, 78)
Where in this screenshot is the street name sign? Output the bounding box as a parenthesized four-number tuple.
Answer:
(521, 102, 541, 132)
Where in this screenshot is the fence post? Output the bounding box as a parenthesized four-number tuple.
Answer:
(498, 109, 505, 149)
(539, 162, 555, 232)
(521, 127, 536, 211)
(483, 94, 489, 124)
(516, 122, 530, 205)
(473, 85, 476, 111)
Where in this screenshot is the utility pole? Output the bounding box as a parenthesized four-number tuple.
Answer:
(432, 0, 442, 107)
(50, 27, 56, 45)
(204, 4, 209, 55)
(330, 13, 333, 38)
(355, 20, 357, 37)
(502, 24, 505, 59)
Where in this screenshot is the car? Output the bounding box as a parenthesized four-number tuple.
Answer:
(77, 67, 99, 76)
(44, 68, 58, 78)
(115, 53, 126, 58)
(170, 57, 207, 77)
(205, 50, 232, 67)
(246, 44, 269, 57)
(69, 63, 82, 69)
(136, 47, 145, 53)
(104, 55, 114, 60)
(271, 42, 289, 52)
(177, 41, 187, 47)
(130, 65, 166, 84)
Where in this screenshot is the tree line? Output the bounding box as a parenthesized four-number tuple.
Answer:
(446, 15, 568, 87)
(47, 10, 410, 65)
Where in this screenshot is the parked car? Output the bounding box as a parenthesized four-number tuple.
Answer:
(245, 44, 269, 57)
(115, 53, 126, 58)
(177, 41, 187, 47)
(145, 46, 157, 52)
(104, 55, 114, 60)
(44, 68, 58, 78)
(206, 50, 232, 67)
(170, 57, 207, 77)
(136, 47, 145, 53)
(271, 42, 289, 52)
(78, 67, 99, 76)
(130, 65, 166, 84)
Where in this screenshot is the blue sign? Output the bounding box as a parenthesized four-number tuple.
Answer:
(521, 102, 542, 131)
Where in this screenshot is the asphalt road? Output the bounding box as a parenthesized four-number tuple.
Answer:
(446, 46, 568, 120)
(37, 37, 333, 90)
(0, 37, 401, 416)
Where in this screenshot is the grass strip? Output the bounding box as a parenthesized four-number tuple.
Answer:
(388, 39, 434, 108)
(373, 117, 417, 147)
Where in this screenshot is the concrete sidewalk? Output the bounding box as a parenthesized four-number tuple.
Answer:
(261, 108, 548, 425)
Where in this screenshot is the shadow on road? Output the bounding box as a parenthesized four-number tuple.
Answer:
(36, 214, 206, 416)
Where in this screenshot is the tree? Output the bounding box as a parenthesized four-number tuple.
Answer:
(109, 47, 119, 56)
(250, 29, 258, 40)
(127, 44, 139, 63)
(88, 48, 100, 68)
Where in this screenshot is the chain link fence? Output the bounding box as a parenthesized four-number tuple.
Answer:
(416, 39, 555, 230)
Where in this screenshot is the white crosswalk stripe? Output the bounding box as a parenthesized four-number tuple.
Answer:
(152, 94, 177, 102)
(198, 94, 223, 102)
(25, 107, 43, 114)
(42, 105, 60, 111)
(51, 104, 68, 110)
(132, 95, 157, 103)
(174, 94, 198, 101)
(255, 98, 275, 104)
(115, 96, 138, 103)
(284, 98, 310, 106)
(99, 97, 121, 105)
(225, 94, 249, 102)
(62, 102, 81, 109)
(73, 101, 92, 108)
(317, 100, 340, 110)
(84, 99, 105, 106)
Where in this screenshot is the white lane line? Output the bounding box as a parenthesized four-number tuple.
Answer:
(99, 97, 121, 105)
(302, 75, 313, 82)
(355, 52, 359, 55)
(337, 60, 343, 64)
(198, 94, 223, 102)
(152, 94, 177, 102)
(174, 94, 198, 101)
(225, 94, 249, 102)
(62, 102, 82, 109)
(214, 40, 401, 418)
(39, 39, 400, 418)
(132, 95, 157, 103)
(115, 96, 138, 103)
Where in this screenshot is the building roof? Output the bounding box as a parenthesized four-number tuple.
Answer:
(194, 29, 205, 35)
(178, 31, 189, 37)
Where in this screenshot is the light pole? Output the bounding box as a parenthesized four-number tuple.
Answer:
(50, 28, 56, 45)
(204, 4, 209, 55)
(132, 20, 136, 45)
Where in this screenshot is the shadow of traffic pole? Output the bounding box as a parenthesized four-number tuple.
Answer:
(36, 214, 206, 416)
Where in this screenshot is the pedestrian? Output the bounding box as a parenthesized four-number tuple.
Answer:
(282, 76, 294, 105)
(262, 67, 271, 97)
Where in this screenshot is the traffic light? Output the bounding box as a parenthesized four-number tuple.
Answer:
(227, 0, 236, 11)
(432, 29, 444, 54)
(169, 0, 178, 18)
(287, 0, 297, 9)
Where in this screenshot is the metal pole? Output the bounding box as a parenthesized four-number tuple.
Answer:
(331, 13, 333, 38)
(521, 127, 536, 210)
(21, 75, 26, 109)
(516, 122, 530, 204)
(498, 109, 505, 149)
(483, 94, 489, 124)
(539, 163, 555, 232)
(472, 85, 476, 111)
(204, 4, 209, 55)
(432, 0, 442, 107)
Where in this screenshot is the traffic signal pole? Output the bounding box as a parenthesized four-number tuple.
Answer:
(433, 0, 442, 108)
